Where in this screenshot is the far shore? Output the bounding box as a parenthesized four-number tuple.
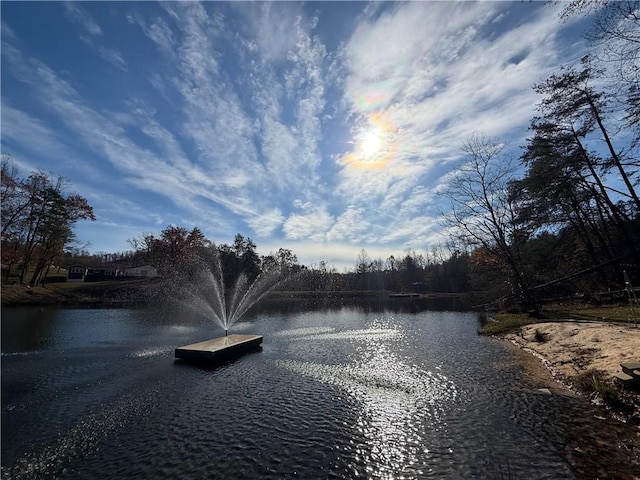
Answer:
(0, 282, 466, 308)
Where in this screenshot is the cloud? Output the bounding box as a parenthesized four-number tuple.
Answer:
(79, 35, 128, 71)
(247, 209, 285, 237)
(326, 1, 588, 252)
(283, 203, 333, 241)
(326, 206, 370, 242)
(62, 3, 128, 71)
(138, 15, 175, 54)
(63, 2, 102, 36)
(235, 2, 304, 64)
(1, 102, 64, 158)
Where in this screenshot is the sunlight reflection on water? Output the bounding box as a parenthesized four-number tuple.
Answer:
(277, 325, 458, 477)
(273, 326, 335, 337)
(133, 348, 168, 358)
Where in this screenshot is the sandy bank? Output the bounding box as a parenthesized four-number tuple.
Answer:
(504, 321, 640, 382)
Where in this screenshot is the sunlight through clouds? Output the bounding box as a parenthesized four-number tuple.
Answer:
(338, 112, 399, 171)
(1, 1, 591, 267)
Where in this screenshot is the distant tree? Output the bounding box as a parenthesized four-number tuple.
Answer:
(355, 248, 371, 275)
(370, 257, 385, 290)
(422, 244, 470, 293)
(158, 225, 208, 275)
(1, 156, 30, 240)
(398, 249, 423, 291)
(1, 158, 28, 280)
(128, 225, 209, 277)
(127, 232, 160, 267)
(27, 192, 93, 285)
(385, 255, 398, 291)
(275, 248, 299, 275)
(354, 248, 371, 290)
(261, 248, 300, 289)
(442, 250, 470, 293)
(232, 234, 261, 281)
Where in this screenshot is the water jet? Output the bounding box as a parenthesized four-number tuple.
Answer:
(174, 249, 284, 363)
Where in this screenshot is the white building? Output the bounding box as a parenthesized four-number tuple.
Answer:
(124, 265, 159, 278)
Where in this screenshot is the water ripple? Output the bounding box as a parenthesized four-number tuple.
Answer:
(277, 348, 459, 478)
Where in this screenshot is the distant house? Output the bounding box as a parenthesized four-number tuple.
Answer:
(124, 265, 158, 278)
(67, 264, 88, 282)
(67, 265, 120, 282)
(412, 282, 429, 293)
(85, 267, 120, 282)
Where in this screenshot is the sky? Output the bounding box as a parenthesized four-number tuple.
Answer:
(1, 1, 592, 270)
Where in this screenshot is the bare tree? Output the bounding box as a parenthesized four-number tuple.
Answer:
(441, 134, 538, 311)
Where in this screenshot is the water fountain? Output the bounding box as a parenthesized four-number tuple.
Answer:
(174, 250, 286, 362)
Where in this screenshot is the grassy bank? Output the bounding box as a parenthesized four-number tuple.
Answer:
(481, 302, 639, 335)
(1, 279, 161, 307)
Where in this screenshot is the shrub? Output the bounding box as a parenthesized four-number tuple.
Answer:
(533, 329, 549, 342)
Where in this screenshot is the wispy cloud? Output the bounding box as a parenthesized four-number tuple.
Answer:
(79, 35, 128, 72)
(63, 2, 128, 71)
(1, 102, 65, 162)
(63, 2, 102, 36)
(283, 202, 333, 241)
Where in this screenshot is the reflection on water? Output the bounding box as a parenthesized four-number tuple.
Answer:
(1, 305, 634, 479)
(278, 325, 457, 478)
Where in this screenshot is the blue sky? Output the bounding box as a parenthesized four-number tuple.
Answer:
(1, 1, 591, 270)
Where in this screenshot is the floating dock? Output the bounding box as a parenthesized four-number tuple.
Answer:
(175, 334, 263, 362)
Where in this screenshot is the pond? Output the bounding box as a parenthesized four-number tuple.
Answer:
(0, 304, 625, 479)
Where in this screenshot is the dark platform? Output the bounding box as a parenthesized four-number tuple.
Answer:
(614, 361, 640, 386)
(175, 334, 263, 362)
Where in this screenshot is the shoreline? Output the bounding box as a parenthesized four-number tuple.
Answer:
(500, 321, 640, 423)
(498, 321, 640, 477)
(503, 321, 640, 393)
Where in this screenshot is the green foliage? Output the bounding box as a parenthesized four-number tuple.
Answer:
(573, 369, 624, 407)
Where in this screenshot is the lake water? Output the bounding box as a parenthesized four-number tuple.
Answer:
(0, 304, 627, 479)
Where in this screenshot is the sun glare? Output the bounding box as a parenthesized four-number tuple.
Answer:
(339, 113, 397, 170)
(361, 131, 382, 156)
